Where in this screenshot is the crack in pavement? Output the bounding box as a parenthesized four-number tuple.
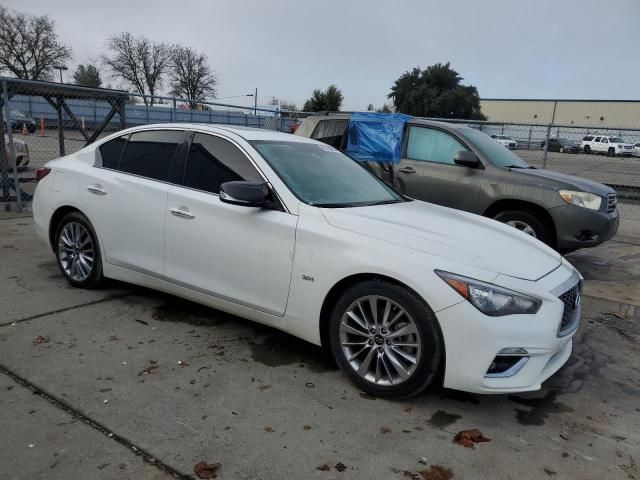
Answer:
(0, 364, 192, 480)
(0, 292, 133, 328)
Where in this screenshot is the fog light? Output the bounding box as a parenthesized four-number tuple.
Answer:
(498, 347, 528, 355)
(485, 355, 529, 378)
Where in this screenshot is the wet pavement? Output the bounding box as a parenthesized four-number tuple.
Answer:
(1, 217, 639, 479)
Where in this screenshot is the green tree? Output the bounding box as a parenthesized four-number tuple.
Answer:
(303, 84, 343, 112)
(388, 63, 485, 119)
(73, 64, 102, 88)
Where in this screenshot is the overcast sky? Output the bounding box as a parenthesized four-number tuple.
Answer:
(6, 0, 640, 110)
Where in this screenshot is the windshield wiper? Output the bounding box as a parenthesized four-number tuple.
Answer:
(313, 202, 357, 208)
(505, 164, 533, 169)
(365, 199, 403, 206)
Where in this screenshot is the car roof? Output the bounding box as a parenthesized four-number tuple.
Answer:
(120, 123, 316, 143)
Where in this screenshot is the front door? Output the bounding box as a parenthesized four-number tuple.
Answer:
(164, 132, 297, 316)
(393, 126, 484, 213)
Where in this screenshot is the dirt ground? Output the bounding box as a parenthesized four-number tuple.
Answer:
(1, 216, 639, 480)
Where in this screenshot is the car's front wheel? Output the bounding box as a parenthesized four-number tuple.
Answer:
(493, 210, 553, 246)
(329, 280, 443, 399)
(54, 212, 103, 288)
(584, 145, 590, 153)
(607, 147, 615, 157)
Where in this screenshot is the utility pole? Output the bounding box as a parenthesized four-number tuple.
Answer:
(254, 88, 257, 115)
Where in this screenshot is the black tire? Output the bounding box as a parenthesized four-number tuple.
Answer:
(328, 280, 443, 400)
(54, 211, 104, 288)
(559, 146, 565, 153)
(584, 145, 590, 153)
(493, 210, 553, 246)
(607, 147, 615, 157)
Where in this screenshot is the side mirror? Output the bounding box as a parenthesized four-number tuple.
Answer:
(454, 150, 480, 168)
(220, 181, 268, 207)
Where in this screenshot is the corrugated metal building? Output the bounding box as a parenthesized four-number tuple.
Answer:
(480, 99, 640, 129)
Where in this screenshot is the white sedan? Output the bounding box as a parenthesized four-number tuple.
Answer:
(33, 124, 581, 398)
(490, 134, 519, 149)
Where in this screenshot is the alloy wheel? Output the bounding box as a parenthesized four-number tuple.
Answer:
(506, 220, 537, 237)
(339, 295, 422, 386)
(58, 222, 95, 282)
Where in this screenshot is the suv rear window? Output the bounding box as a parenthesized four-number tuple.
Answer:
(583, 135, 594, 141)
(311, 120, 348, 149)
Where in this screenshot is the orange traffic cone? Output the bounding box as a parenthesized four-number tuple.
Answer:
(40, 117, 45, 137)
(21, 123, 28, 135)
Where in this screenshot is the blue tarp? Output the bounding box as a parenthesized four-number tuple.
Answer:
(346, 112, 412, 163)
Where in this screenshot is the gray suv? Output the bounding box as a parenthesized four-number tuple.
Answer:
(296, 114, 619, 251)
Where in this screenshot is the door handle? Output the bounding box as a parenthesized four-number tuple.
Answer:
(87, 184, 107, 195)
(170, 206, 195, 219)
(398, 166, 416, 174)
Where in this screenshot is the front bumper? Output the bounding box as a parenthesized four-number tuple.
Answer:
(550, 202, 619, 250)
(437, 262, 579, 394)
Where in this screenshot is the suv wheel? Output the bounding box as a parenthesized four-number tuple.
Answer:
(54, 212, 103, 288)
(493, 210, 552, 246)
(584, 145, 590, 153)
(607, 147, 615, 157)
(329, 280, 443, 400)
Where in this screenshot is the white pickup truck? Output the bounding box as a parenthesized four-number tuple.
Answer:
(581, 135, 635, 156)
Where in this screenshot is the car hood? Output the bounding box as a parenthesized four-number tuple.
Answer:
(512, 168, 614, 195)
(322, 200, 561, 281)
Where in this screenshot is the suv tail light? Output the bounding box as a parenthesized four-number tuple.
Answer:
(35, 167, 51, 182)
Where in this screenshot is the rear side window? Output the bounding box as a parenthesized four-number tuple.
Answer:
(406, 127, 467, 165)
(182, 133, 262, 194)
(98, 135, 127, 169)
(311, 120, 348, 149)
(119, 130, 183, 181)
(583, 135, 593, 141)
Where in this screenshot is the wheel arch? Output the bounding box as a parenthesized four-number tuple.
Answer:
(48, 205, 84, 251)
(483, 199, 557, 248)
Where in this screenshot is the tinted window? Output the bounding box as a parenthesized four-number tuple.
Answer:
(594, 137, 601, 142)
(98, 135, 127, 169)
(406, 127, 467, 165)
(583, 136, 594, 141)
(119, 130, 182, 181)
(183, 133, 262, 194)
(311, 120, 348, 149)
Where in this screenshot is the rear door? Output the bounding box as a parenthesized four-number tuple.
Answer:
(82, 129, 185, 275)
(164, 131, 297, 316)
(392, 125, 484, 212)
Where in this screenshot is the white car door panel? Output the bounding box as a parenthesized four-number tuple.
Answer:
(163, 131, 297, 316)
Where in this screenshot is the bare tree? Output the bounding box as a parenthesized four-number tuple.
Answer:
(0, 7, 72, 81)
(103, 33, 171, 105)
(169, 46, 216, 107)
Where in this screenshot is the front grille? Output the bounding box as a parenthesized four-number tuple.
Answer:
(607, 193, 617, 213)
(558, 282, 581, 336)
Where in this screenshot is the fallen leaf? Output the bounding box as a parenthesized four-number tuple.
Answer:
(544, 467, 557, 476)
(258, 385, 272, 391)
(454, 429, 491, 448)
(335, 462, 347, 472)
(359, 392, 377, 400)
(380, 426, 392, 434)
(303, 425, 312, 430)
(418, 465, 453, 480)
(33, 335, 49, 346)
(134, 319, 149, 325)
(137, 365, 159, 376)
(316, 464, 330, 471)
(194, 461, 221, 479)
(264, 426, 274, 433)
(403, 405, 414, 413)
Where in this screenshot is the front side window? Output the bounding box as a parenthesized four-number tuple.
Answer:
(98, 135, 127, 169)
(251, 140, 402, 207)
(462, 127, 529, 168)
(594, 137, 601, 142)
(406, 127, 467, 165)
(182, 133, 262, 194)
(119, 130, 183, 181)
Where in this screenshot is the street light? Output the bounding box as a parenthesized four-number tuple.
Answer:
(216, 93, 254, 100)
(54, 65, 68, 83)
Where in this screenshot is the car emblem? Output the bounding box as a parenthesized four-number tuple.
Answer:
(573, 291, 581, 309)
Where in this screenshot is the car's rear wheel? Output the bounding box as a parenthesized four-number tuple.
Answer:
(329, 280, 443, 399)
(584, 145, 590, 153)
(54, 212, 103, 288)
(493, 210, 552, 246)
(559, 146, 565, 153)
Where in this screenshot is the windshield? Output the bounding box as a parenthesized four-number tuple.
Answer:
(463, 128, 529, 168)
(251, 140, 403, 207)
(609, 137, 624, 143)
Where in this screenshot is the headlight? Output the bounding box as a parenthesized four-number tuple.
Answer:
(435, 271, 541, 316)
(558, 190, 602, 210)
(617, 144, 623, 149)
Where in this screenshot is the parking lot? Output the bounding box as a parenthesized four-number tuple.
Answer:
(1, 210, 639, 479)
